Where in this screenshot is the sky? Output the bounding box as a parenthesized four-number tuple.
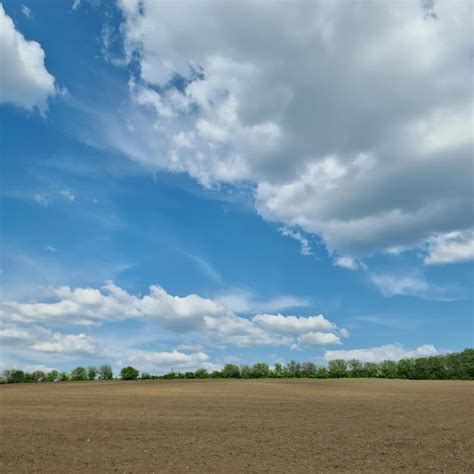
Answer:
(0, 0, 472, 375)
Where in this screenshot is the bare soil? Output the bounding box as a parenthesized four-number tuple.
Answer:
(1, 379, 473, 473)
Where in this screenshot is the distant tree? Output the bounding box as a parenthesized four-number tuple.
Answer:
(316, 367, 329, 378)
(285, 360, 302, 378)
(328, 359, 348, 378)
(363, 362, 380, 378)
(23, 372, 34, 382)
(87, 366, 97, 381)
(221, 364, 240, 378)
(32, 370, 45, 382)
(273, 362, 284, 378)
(7, 370, 25, 383)
(120, 366, 139, 380)
(347, 359, 364, 377)
(397, 358, 415, 379)
(59, 371, 69, 381)
(45, 370, 60, 382)
(251, 362, 270, 378)
(195, 368, 209, 378)
(379, 360, 398, 379)
(141, 372, 151, 380)
(239, 365, 252, 379)
(301, 362, 317, 378)
(70, 367, 88, 381)
(184, 371, 196, 379)
(98, 364, 113, 380)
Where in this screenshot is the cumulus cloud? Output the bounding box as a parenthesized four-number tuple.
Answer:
(99, 0, 473, 260)
(0, 282, 342, 349)
(324, 343, 439, 363)
(424, 230, 474, 265)
(298, 331, 341, 346)
(31, 333, 99, 356)
(0, 322, 101, 358)
(125, 349, 211, 373)
(253, 313, 335, 333)
(0, 4, 56, 111)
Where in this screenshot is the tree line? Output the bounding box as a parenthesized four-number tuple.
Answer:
(1, 349, 473, 384)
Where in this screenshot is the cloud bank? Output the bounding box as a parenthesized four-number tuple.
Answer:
(96, 0, 474, 262)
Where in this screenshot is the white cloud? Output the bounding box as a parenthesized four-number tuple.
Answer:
(324, 343, 439, 363)
(101, 0, 473, 259)
(31, 333, 99, 356)
(298, 331, 341, 346)
(0, 282, 340, 349)
(334, 256, 367, 271)
(0, 4, 56, 111)
(368, 272, 457, 301)
(253, 313, 335, 334)
(0, 322, 101, 358)
(279, 226, 312, 256)
(424, 230, 474, 265)
(124, 349, 211, 373)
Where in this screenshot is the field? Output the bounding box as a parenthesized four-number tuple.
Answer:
(1, 379, 473, 473)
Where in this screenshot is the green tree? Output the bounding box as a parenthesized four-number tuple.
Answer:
(379, 360, 398, 378)
(285, 360, 302, 377)
(120, 366, 139, 380)
(221, 364, 240, 378)
(87, 366, 97, 381)
(32, 370, 45, 382)
(364, 362, 380, 378)
(98, 364, 113, 380)
(70, 367, 88, 381)
(7, 370, 25, 383)
(347, 359, 364, 377)
(272, 362, 283, 378)
(328, 359, 348, 378)
(251, 362, 270, 378)
(59, 371, 69, 381)
(239, 365, 252, 379)
(301, 362, 317, 378)
(316, 367, 329, 378)
(45, 370, 60, 382)
(397, 358, 415, 379)
(195, 368, 209, 378)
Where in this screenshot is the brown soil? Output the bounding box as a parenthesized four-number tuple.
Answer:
(1, 379, 473, 473)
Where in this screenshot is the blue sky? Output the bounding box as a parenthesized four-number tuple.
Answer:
(1, 0, 472, 374)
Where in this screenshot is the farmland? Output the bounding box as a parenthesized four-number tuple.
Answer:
(1, 379, 473, 472)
